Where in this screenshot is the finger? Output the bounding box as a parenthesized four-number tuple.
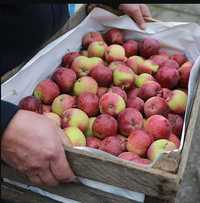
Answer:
(50, 148, 75, 183)
(38, 167, 59, 186)
(126, 6, 146, 29)
(28, 175, 43, 186)
(140, 4, 152, 18)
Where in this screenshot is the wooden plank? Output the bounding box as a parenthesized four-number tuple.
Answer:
(1, 182, 59, 203)
(145, 195, 175, 203)
(177, 78, 200, 182)
(2, 170, 141, 203)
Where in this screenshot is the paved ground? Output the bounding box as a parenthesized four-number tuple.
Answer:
(149, 4, 200, 203)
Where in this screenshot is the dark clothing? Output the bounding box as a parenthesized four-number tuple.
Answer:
(1, 4, 69, 134)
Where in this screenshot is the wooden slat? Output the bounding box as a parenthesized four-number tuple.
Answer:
(177, 78, 200, 181)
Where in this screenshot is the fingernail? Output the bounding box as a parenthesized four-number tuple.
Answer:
(141, 23, 146, 30)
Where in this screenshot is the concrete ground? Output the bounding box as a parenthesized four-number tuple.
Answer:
(149, 4, 200, 203)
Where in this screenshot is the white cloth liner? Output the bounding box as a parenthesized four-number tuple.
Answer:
(1, 8, 200, 202)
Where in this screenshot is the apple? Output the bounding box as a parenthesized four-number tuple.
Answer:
(169, 133, 180, 148)
(138, 60, 159, 75)
(104, 28, 124, 45)
(43, 112, 61, 126)
(156, 66, 180, 89)
(170, 52, 187, 66)
(89, 64, 112, 87)
(97, 87, 108, 98)
(85, 117, 96, 137)
(77, 93, 99, 116)
(105, 44, 126, 62)
(166, 89, 187, 114)
(99, 136, 125, 156)
(62, 51, 80, 67)
(51, 94, 76, 116)
(118, 152, 140, 161)
(179, 61, 192, 88)
(118, 108, 143, 136)
(135, 73, 155, 88)
(147, 139, 177, 161)
(145, 115, 171, 140)
(113, 65, 135, 88)
(82, 32, 104, 48)
(144, 96, 169, 118)
(127, 97, 144, 113)
(127, 88, 139, 99)
(64, 127, 86, 146)
(88, 41, 107, 58)
(80, 50, 88, 57)
(157, 88, 172, 100)
(162, 59, 179, 69)
(167, 113, 183, 136)
(73, 76, 98, 96)
(108, 61, 126, 71)
(93, 114, 118, 139)
(123, 40, 138, 57)
(99, 92, 126, 116)
(139, 38, 160, 58)
(127, 129, 153, 157)
(62, 108, 89, 132)
(52, 68, 77, 93)
(34, 79, 60, 104)
(126, 55, 144, 74)
(158, 50, 170, 57)
(86, 136, 101, 149)
(117, 135, 127, 151)
(150, 54, 169, 67)
(41, 104, 51, 113)
(109, 86, 127, 102)
(71, 56, 103, 77)
(138, 81, 161, 101)
(19, 96, 42, 113)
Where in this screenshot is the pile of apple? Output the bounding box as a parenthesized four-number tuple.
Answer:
(19, 28, 193, 166)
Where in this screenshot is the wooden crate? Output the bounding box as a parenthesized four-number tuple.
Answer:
(2, 5, 200, 203)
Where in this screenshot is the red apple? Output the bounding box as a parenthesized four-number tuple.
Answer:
(157, 88, 172, 100)
(168, 133, 180, 148)
(162, 59, 179, 69)
(82, 32, 104, 48)
(108, 61, 126, 71)
(156, 66, 180, 89)
(138, 60, 159, 75)
(109, 86, 127, 102)
(150, 55, 169, 67)
(127, 97, 144, 113)
(179, 61, 192, 88)
(33, 79, 60, 104)
(167, 113, 184, 136)
(118, 108, 143, 137)
(123, 40, 138, 57)
(52, 67, 77, 93)
(93, 114, 118, 139)
(99, 136, 125, 156)
(86, 136, 101, 149)
(127, 88, 139, 99)
(138, 81, 161, 101)
(139, 38, 160, 58)
(145, 115, 171, 140)
(170, 52, 187, 66)
(41, 104, 51, 113)
(89, 64, 112, 87)
(97, 87, 108, 98)
(104, 28, 124, 45)
(99, 92, 126, 117)
(62, 52, 80, 67)
(19, 96, 42, 113)
(127, 129, 153, 157)
(144, 96, 169, 118)
(77, 92, 99, 116)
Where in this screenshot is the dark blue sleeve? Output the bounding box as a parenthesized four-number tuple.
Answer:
(1, 101, 19, 135)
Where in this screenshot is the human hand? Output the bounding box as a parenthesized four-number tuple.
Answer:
(119, 4, 152, 29)
(1, 110, 75, 186)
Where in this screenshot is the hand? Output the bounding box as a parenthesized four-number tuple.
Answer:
(119, 4, 152, 29)
(1, 110, 75, 186)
